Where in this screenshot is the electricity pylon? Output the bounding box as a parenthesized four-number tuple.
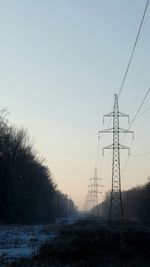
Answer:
(90, 167, 102, 217)
(86, 189, 95, 216)
(88, 185, 95, 216)
(88, 168, 102, 217)
(99, 94, 134, 224)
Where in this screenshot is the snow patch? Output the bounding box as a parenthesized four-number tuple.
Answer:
(0, 225, 56, 264)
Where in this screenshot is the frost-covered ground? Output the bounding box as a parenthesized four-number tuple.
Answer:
(0, 225, 56, 266)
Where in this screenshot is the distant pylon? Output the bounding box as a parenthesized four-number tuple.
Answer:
(84, 193, 92, 211)
(88, 167, 102, 217)
(99, 94, 134, 224)
(86, 190, 95, 215)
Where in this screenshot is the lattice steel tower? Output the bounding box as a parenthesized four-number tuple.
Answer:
(89, 168, 102, 217)
(99, 94, 133, 223)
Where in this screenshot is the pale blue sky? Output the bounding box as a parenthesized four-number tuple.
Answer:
(0, 1, 150, 208)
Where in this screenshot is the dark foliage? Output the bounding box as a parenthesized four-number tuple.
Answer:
(0, 109, 76, 224)
(98, 181, 150, 223)
(8, 223, 150, 267)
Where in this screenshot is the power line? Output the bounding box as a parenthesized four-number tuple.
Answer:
(99, 0, 149, 146)
(121, 88, 150, 142)
(135, 104, 150, 121)
(118, 0, 149, 98)
(121, 139, 134, 177)
(120, 88, 150, 172)
(128, 88, 150, 130)
(135, 132, 150, 140)
(132, 151, 150, 157)
(85, 0, 150, 210)
(88, 0, 149, 208)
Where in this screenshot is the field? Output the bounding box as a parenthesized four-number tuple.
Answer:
(4, 221, 150, 267)
(0, 225, 56, 267)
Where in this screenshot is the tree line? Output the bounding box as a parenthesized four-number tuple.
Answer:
(97, 181, 150, 223)
(0, 109, 77, 224)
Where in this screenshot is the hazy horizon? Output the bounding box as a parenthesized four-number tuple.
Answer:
(0, 0, 150, 208)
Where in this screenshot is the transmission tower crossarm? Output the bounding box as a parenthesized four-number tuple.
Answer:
(89, 190, 102, 193)
(103, 111, 129, 123)
(99, 128, 113, 134)
(103, 144, 130, 155)
(99, 127, 134, 135)
(90, 177, 102, 181)
(103, 144, 130, 149)
(119, 144, 130, 150)
(104, 111, 129, 118)
(119, 128, 134, 135)
(103, 112, 114, 122)
(118, 112, 129, 119)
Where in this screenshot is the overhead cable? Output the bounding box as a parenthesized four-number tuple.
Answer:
(121, 88, 150, 142)
(128, 88, 150, 130)
(118, 0, 149, 98)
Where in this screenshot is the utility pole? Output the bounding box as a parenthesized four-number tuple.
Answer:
(99, 94, 133, 224)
